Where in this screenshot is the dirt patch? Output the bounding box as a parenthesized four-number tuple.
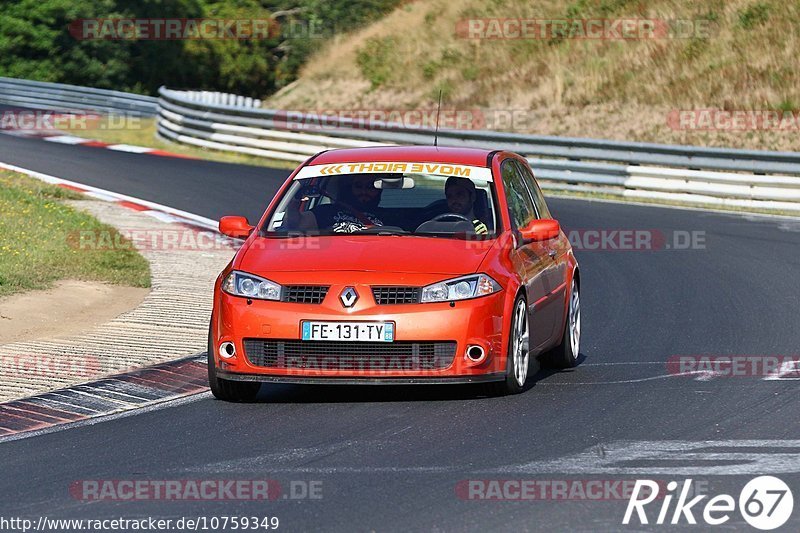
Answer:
(0, 280, 149, 344)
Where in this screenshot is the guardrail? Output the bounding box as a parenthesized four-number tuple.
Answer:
(0, 77, 157, 116)
(2, 78, 797, 213)
(157, 87, 800, 213)
(180, 90, 262, 108)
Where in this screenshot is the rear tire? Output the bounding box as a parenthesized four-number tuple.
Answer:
(208, 328, 260, 402)
(485, 295, 530, 396)
(544, 279, 580, 369)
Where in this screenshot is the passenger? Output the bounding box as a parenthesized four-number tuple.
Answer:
(311, 175, 387, 233)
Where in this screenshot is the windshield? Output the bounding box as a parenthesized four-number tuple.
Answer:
(263, 171, 498, 239)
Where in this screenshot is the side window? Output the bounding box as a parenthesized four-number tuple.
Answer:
(514, 161, 551, 219)
(500, 160, 536, 229)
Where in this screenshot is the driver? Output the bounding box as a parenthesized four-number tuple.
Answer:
(444, 176, 488, 235)
(310, 175, 386, 233)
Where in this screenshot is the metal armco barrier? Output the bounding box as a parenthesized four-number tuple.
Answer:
(157, 87, 800, 212)
(180, 90, 262, 108)
(2, 77, 798, 213)
(0, 77, 157, 116)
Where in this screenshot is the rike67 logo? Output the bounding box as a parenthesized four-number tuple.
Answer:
(623, 476, 794, 530)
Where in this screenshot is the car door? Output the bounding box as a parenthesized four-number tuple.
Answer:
(514, 160, 570, 346)
(499, 159, 554, 351)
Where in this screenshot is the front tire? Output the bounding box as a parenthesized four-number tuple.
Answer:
(545, 279, 581, 369)
(208, 329, 260, 402)
(486, 295, 530, 396)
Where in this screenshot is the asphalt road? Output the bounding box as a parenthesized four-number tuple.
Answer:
(0, 127, 283, 222)
(1, 132, 800, 531)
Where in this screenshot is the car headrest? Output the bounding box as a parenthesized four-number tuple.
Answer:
(474, 189, 489, 220)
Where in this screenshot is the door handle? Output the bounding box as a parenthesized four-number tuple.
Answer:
(547, 249, 557, 259)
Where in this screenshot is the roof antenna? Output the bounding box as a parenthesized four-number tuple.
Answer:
(433, 89, 443, 147)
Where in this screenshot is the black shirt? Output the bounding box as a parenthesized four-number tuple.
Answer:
(311, 203, 385, 233)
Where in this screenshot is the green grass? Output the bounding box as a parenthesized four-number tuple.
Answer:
(356, 36, 398, 89)
(738, 2, 771, 29)
(63, 117, 296, 170)
(0, 171, 151, 298)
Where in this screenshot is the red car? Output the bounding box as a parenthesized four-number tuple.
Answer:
(208, 146, 580, 401)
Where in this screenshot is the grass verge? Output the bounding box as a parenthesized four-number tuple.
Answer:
(0, 170, 151, 298)
(63, 117, 296, 169)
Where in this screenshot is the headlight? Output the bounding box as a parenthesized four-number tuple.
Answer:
(222, 271, 282, 301)
(421, 274, 501, 303)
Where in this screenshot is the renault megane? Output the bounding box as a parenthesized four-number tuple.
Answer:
(208, 146, 580, 401)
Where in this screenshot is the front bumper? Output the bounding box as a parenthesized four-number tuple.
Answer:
(211, 279, 509, 383)
(215, 369, 506, 385)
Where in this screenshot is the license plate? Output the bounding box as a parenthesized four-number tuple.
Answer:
(301, 321, 394, 342)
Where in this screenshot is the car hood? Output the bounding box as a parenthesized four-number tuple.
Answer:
(238, 235, 495, 275)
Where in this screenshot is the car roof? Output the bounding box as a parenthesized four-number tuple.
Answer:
(308, 146, 495, 167)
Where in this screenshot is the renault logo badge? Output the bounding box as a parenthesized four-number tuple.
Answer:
(340, 287, 358, 308)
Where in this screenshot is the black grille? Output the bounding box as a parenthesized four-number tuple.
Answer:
(282, 285, 329, 304)
(243, 339, 456, 371)
(372, 286, 421, 305)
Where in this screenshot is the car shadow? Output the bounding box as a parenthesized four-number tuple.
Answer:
(255, 382, 490, 403)
(523, 353, 588, 391)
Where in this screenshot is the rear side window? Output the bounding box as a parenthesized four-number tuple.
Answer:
(514, 161, 551, 219)
(500, 160, 536, 229)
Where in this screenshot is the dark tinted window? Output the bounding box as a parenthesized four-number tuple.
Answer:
(514, 161, 551, 219)
(500, 160, 536, 229)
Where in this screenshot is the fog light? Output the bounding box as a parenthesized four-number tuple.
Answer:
(219, 342, 236, 359)
(466, 345, 486, 363)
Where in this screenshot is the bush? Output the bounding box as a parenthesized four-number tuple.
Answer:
(0, 0, 402, 96)
(738, 3, 771, 29)
(356, 36, 396, 89)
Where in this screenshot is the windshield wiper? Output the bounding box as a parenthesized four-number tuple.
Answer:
(351, 226, 410, 236)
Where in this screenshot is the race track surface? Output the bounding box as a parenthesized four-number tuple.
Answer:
(1, 132, 799, 531)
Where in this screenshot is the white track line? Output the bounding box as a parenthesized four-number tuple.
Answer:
(107, 144, 155, 153)
(0, 161, 218, 230)
(550, 192, 800, 221)
(0, 391, 211, 444)
(43, 135, 94, 145)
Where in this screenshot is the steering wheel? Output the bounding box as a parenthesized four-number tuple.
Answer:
(430, 213, 471, 223)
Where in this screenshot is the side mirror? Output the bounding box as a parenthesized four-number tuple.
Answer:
(219, 216, 254, 238)
(519, 219, 560, 243)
